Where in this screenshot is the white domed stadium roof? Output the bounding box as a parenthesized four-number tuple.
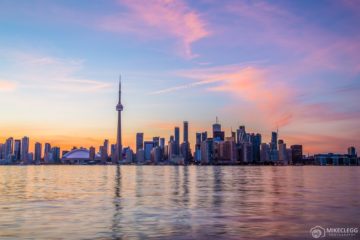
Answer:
(63, 148, 99, 159)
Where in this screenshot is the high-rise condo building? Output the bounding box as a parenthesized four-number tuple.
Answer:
(136, 133, 144, 151)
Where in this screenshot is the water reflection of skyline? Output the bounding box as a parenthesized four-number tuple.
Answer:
(1, 166, 359, 240)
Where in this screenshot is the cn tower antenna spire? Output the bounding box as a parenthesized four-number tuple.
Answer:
(119, 74, 121, 103)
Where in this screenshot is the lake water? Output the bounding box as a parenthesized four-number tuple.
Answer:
(0, 166, 359, 239)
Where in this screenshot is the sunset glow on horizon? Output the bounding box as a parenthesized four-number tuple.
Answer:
(1, 0, 359, 154)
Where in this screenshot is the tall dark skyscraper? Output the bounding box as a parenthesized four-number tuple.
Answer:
(237, 126, 247, 144)
(34, 142, 42, 163)
(21, 136, 29, 162)
(212, 117, 221, 135)
(196, 133, 201, 145)
(213, 118, 225, 141)
(271, 132, 278, 150)
(103, 139, 109, 157)
(116, 77, 123, 163)
(291, 145, 303, 164)
(201, 131, 207, 142)
(174, 127, 180, 155)
(136, 133, 144, 151)
(14, 139, 21, 161)
(153, 137, 160, 147)
(250, 133, 262, 163)
(183, 121, 189, 143)
(5, 137, 13, 160)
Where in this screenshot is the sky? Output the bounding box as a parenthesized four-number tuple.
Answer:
(0, 0, 359, 154)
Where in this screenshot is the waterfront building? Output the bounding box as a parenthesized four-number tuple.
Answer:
(151, 146, 161, 164)
(0, 143, 3, 160)
(201, 138, 214, 164)
(201, 131, 207, 142)
(174, 127, 180, 155)
(183, 121, 189, 143)
(242, 142, 253, 163)
(136, 133, 144, 151)
(34, 142, 42, 164)
(110, 144, 116, 163)
(236, 126, 247, 144)
(5, 137, 14, 161)
(250, 133, 261, 163)
(124, 147, 134, 163)
(62, 147, 100, 164)
(89, 147, 96, 161)
(260, 143, 270, 162)
(159, 137, 165, 149)
(218, 137, 236, 164)
(103, 139, 109, 157)
(348, 146, 357, 157)
(144, 141, 154, 161)
(14, 139, 21, 161)
(100, 145, 108, 163)
(213, 117, 224, 141)
(153, 137, 160, 147)
(44, 143, 51, 163)
(315, 153, 352, 166)
(291, 145, 303, 165)
(21, 136, 29, 163)
(136, 149, 145, 163)
(51, 147, 61, 164)
(278, 140, 288, 164)
(180, 142, 191, 164)
(168, 138, 176, 158)
(27, 153, 34, 164)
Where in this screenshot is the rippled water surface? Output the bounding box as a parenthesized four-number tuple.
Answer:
(0, 166, 359, 239)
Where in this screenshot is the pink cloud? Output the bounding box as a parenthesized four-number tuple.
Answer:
(99, 0, 210, 58)
(176, 65, 296, 128)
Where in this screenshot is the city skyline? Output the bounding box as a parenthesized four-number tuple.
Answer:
(0, 75, 358, 165)
(1, 0, 360, 154)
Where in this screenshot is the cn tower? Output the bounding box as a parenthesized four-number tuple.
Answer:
(115, 76, 123, 163)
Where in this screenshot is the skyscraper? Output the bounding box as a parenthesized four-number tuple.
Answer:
(212, 117, 221, 133)
(291, 145, 303, 165)
(44, 143, 51, 163)
(174, 127, 180, 155)
(153, 137, 160, 147)
(183, 121, 189, 143)
(144, 141, 154, 161)
(34, 142, 42, 164)
(237, 126, 247, 144)
(212, 117, 224, 141)
(278, 139, 287, 164)
(136, 133, 144, 151)
(5, 137, 14, 160)
(201, 131, 207, 142)
(250, 133, 262, 163)
(348, 146, 357, 157)
(270, 131, 278, 162)
(116, 77, 123, 163)
(271, 132, 278, 150)
(14, 139, 21, 161)
(21, 136, 29, 162)
(103, 139, 109, 157)
(89, 146, 96, 161)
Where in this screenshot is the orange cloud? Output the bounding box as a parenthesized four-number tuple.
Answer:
(0, 80, 17, 92)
